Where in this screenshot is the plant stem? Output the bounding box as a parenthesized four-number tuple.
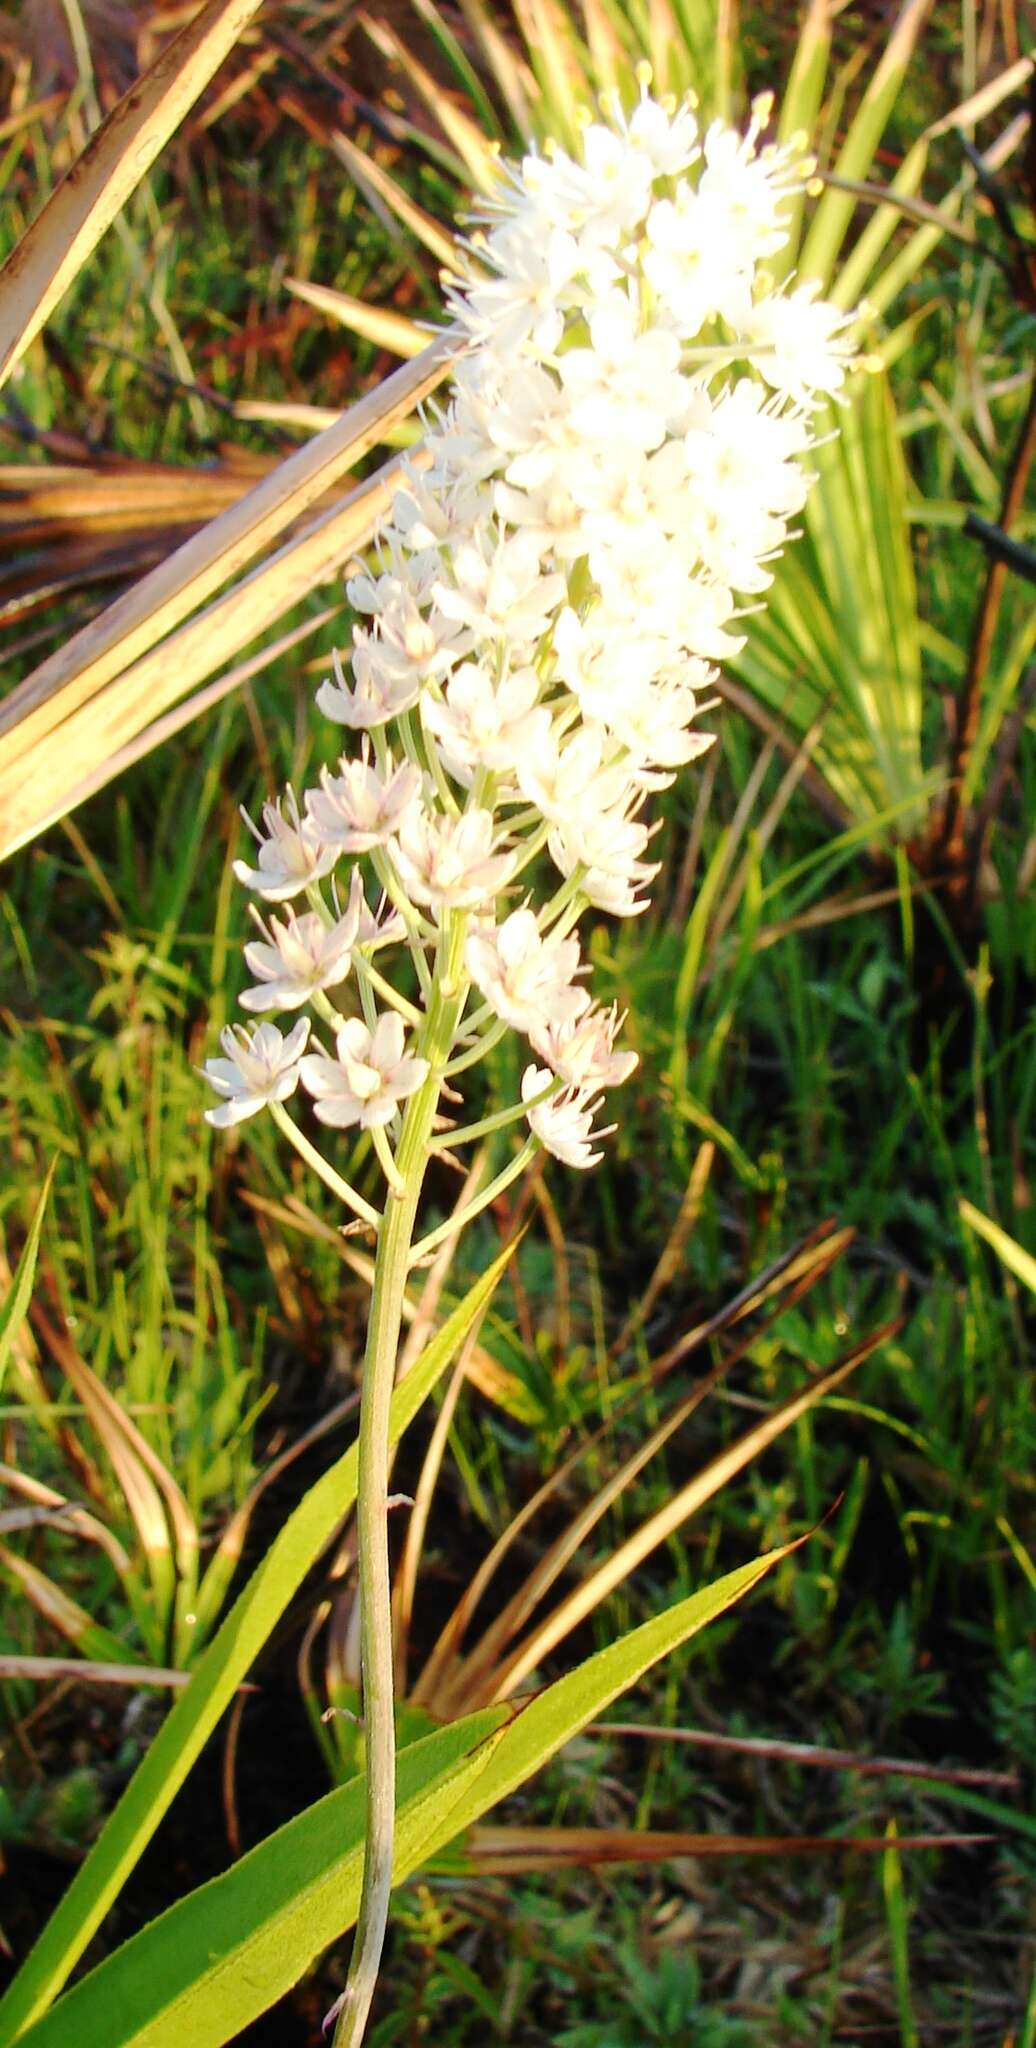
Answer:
(332, 919, 468, 2048)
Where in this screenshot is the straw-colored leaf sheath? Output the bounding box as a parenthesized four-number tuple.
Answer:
(0, 0, 265, 391)
(0, 337, 459, 859)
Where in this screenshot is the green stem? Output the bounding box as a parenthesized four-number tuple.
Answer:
(410, 1137, 538, 1266)
(269, 1102, 381, 1230)
(332, 918, 468, 2048)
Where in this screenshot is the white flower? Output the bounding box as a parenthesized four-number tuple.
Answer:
(233, 790, 337, 901)
(548, 805, 659, 918)
(449, 218, 582, 357)
(300, 1013, 429, 1129)
(305, 746, 423, 853)
(390, 806, 515, 914)
(432, 527, 567, 651)
(466, 909, 588, 1036)
(421, 663, 547, 782)
(521, 1064, 614, 1170)
(203, 1018, 310, 1127)
(746, 283, 856, 404)
(315, 639, 419, 730)
(514, 722, 629, 824)
(240, 895, 360, 1013)
(558, 290, 687, 453)
(531, 1001, 638, 1090)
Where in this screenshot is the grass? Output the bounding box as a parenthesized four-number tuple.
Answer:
(2, 4, 1035, 2041)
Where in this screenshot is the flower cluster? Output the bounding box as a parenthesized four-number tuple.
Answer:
(205, 83, 855, 1189)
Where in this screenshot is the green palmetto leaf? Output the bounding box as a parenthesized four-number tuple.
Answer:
(0, 1240, 516, 2042)
(10, 1548, 788, 2048)
(730, 367, 930, 835)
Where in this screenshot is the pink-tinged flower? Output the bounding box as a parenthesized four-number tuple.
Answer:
(390, 807, 515, 915)
(466, 909, 588, 1036)
(300, 1012, 429, 1129)
(233, 790, 337, 902)
(305, 745, 423, 854)
(521, 1064, 614, 1171)
(240, 891, 361, 1013)
(202, 1019, 310, 1127)
(530, 1002, 638, 1091)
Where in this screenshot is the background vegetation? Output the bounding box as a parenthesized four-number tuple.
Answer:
(0, 0, 1034, 2040)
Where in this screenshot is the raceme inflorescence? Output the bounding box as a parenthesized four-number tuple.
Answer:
(205, 83, 856, 1190)
(203, 79, 858, 2048)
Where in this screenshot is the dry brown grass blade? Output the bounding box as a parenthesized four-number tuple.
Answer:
(647, 1220, 855, 1378)
(357, 10, 498, 191)
(0, 1463, 131, 1576)
(0, 411, 447, 853)
(0, 460, 256, 537)
(0, 1541, 135, 1662)
(284, 278, 427, 359)
(464, 1824, 991, 1873)
(589, 1721, 1022, 1790)
(414, 1221, 854, 1711)
(609, 1141, 714, 1359)
(329, 128, 458, 268)
(237, 1182, 524, 1412)
(0, 1654, 197, 1688)
(32, 1305, 196, 1576)
(0, 0, 265, 390)
(430, 1361, 735, 1715)
(71, 605, 343, 808)
(0, 333, 458, 839)
(485, 1322, 900, 1704)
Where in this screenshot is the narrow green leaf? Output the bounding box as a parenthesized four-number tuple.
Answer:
(0, 1240, 517, 2042)
(0, 1165, 54, 1398)
(13, 1548, 788, 2048)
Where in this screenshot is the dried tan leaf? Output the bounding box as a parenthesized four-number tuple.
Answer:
(0, 0, 266, 389)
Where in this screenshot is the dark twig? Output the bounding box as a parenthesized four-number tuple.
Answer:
(963, 511, 1036, 586)
(969, 661, 1036, 875)
(939, 374, 1036, 878)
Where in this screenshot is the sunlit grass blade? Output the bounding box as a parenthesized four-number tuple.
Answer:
(797, 0, 931, 289)
(483, 1323, 898, 1703)
(0, 0, 264, 390)
(285, 277, 427, 358)
(0, 1164, 54, 1399)
(0, 1543, 141, 1667)
(959, 1199, 1036, 1294)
